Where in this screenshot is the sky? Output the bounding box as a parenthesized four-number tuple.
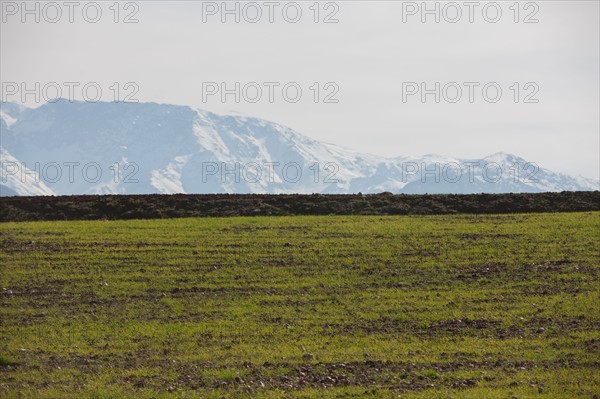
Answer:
(1, 0, 599, 179)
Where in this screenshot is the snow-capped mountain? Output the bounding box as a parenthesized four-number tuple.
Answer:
(1, 100, 597, 196)
(0, 147, 54, 196)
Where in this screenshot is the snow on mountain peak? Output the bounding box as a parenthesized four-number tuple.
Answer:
(0, 100, 597, 196)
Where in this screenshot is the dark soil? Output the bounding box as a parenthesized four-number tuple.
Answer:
(1, 191, 598, 222)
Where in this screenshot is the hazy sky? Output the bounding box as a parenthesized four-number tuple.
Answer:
(1, 0, 598, 178)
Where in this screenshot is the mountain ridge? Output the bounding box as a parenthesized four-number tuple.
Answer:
(1, 100, 598, 196)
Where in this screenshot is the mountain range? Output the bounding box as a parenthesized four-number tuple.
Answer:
(1, 100, 597, 196)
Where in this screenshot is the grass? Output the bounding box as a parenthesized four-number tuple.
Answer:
(0, 355, 16, 367)
(0, 212, 599, 397)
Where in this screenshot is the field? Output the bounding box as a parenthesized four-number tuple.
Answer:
(1, 212, 599, 398)
(2, 191, 599, 221)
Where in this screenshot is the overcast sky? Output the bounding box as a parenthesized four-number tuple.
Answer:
(1, 0, 598, 179)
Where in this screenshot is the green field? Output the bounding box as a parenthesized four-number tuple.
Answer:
(1, 213, 599, 398)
